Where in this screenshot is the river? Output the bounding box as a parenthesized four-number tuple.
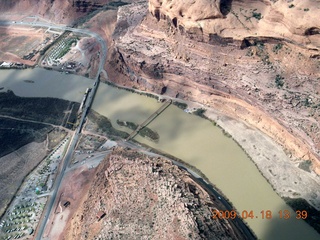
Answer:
(0, 69, 319, 239)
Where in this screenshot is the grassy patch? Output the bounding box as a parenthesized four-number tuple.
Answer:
(56, 38, 77, 59)
(0, 90, 79, 126)
(173, 101, 188, 110)
(0, 118, 52, 158)
(87, 111, 129, 139)
(116, 120, 159, 141)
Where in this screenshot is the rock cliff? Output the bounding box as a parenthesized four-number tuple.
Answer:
(106, 0, 320, 175)
(148, 0, 320, 51)
(63, 148, 249, 239)
(0, 0, 110, 24)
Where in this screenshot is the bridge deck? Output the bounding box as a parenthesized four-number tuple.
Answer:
(125, 99, 172, 141)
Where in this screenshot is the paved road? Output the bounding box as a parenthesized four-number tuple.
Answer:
(30, 21, 106, 239)
(0, 20, 107, 240)
(0, 114, 72, 133)
(67, 150, 111, 172)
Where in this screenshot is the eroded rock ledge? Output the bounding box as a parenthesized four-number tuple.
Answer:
(148, 0, 320, 52)
(107, 0, 320, 173)
(104, 0, 320, 211)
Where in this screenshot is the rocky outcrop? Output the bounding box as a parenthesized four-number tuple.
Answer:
(0, 0, 109, 24)
(148, 0, 320, 51)
(64, 148, 249, 239)
(149, 0, 223, 23)
(109, 0, 320, 170)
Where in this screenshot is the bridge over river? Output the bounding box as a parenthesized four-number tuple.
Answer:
(126, 99, 172, 141)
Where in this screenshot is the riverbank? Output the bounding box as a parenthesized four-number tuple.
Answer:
(98, 79, 320, 236)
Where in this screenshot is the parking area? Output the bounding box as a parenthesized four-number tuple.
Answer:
(0, 137, 70, 240)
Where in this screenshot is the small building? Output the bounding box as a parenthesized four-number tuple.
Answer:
(96, 211, 106, 221)
(63, 201, 70, 208)
(0, 62, 12, 67)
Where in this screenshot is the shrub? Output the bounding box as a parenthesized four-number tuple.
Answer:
(193, 108, 206, 118)
(275, 75, 284, 88)
(173, 101, 187, 110)
(252, 11, 262, 20)
(273, 43, 283, 53)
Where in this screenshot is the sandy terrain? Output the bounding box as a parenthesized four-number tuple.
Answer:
(0, 26, 49, 66)
(0, 0, 112, 25)
(44, 165, 96, 240)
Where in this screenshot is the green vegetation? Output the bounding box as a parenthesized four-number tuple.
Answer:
(116, 120, 160, 141)
(173, 101, 188, 110)
(289, 4, 295, 8)
(304, 8, 309, 12)
(0, 117, 52, 158)
(275, 74, 284, 88)
(298, 160, 312, 172)
(246, 48, 254, 57)
(87, 111, 129, 139)
(231, 10, 250, 31)
(273, 43, 283, 53)
(0, 90, 79, 126)
(303, 98, 312, 107)
(252, 41, 273, 66)
(104, 81, 159, 100)
(40, 31, 71, 55)
(140, 127, 160, 141)
(116, 120, 138, 131)
(193, 108, 207, 118)
(252, 11, 262, 20)
(221, 129, 232, 138)
(284, 197, 320, 234)
(56, 38, 77, 59)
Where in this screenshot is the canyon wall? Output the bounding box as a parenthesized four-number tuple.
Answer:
(148, 0, 320, 51)
(106, 0, 320, 177)
(0, 0, 111, 24)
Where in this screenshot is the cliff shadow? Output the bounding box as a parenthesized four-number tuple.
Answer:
(220, 0, 233, 16)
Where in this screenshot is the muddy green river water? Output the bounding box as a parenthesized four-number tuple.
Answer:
(0, 69, 319, 239)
